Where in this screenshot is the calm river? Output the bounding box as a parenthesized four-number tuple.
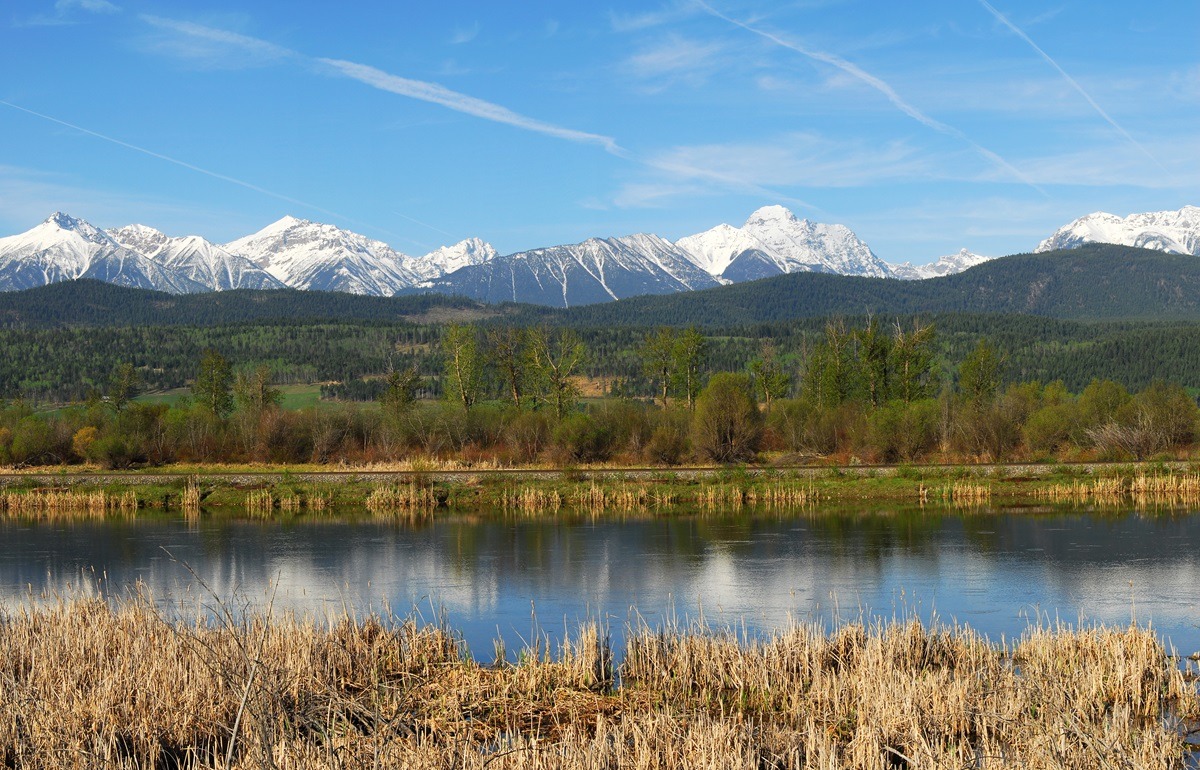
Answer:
(2, 505, 1199, 658)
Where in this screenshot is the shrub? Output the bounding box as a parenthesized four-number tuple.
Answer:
(692, 373, 762, 463)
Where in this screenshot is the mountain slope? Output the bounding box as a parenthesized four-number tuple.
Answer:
(224, 216, 419, 295)
(107, 224, 285, 291)
(419, 233, 720, 307)
(0, 213, 205, 294)
(536, 244, 1200, 326)
(1037, 205, 1200, 255)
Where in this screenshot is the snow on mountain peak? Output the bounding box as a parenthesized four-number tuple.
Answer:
(676, 205, 891, 280)
(745, 204, 799, 227)
(224, 217, 417, 295)
(888, 248, 993, 280)
(408, 237, 498, 281)
(1037, 205, 1200, 255)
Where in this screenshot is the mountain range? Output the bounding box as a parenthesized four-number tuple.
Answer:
(0, 204, 1195, 307)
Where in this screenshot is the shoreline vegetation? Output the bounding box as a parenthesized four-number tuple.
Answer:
(5, 461, 1200, 517)
(0, 594, 1196, 768)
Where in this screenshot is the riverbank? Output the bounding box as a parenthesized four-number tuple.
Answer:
(0, 595, 1195, 769)
(2, 461, 1200, 517)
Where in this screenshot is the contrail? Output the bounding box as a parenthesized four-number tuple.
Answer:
(695, 0, 1044, 192)
(140, 15, 623, 156)
(0, 99, 417, 240)
(977, 0, 1170, 176)
(317, 58, 624, 156)
(392, 211, 456, 239)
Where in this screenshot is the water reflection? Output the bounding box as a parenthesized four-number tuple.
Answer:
(2, 506, 1199, 657)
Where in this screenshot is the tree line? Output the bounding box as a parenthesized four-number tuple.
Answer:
(1, 319, 1196, 468)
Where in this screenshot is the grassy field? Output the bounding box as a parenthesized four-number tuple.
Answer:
(134, 383, 348, 411)
(0, 595, 1194, 769)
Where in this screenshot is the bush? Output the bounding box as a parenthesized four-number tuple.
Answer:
(868, 399, 939, 462)
(645, 408, 690, 465)
(553, 413, 616, 463)
(505, 410, 554, 463)
(692, 373, 762, 463)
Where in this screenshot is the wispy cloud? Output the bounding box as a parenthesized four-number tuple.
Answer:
(317, 59, 623, 154)
(449, 21, 480, 45)
(137, 14, 295, 68)
(135, 15, 622, 155)
(56, 0, 120, 13)
(695, 0, 1042, 192)
(609, 4, 698, 32)
(622, 34, 729, 90)
(17, 0, 120, 27)
(650, 133, 934, 189)
(976, 0, 1170, 177)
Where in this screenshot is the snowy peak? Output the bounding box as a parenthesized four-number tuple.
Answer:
(888, 248, 993, 280)
(409, 237, 498, 282)
(224, 216, 418, 296)
(1037, 205, 1200, 255)
(0, 213, 205, 294)
(676, 205, 892, 281)
(675, 223, 767, 278)
(107, 225, 284, 291)
(744, 204, 798, 228)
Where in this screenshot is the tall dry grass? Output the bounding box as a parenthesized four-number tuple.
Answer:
(1039, 472, 1200, 508)
(0, 488, 137, 519)
(0, 596, 1194, 769)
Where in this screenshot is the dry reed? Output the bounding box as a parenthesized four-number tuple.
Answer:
(0, 488, 137, 519)
(243, 489, 274, 517)
(0, 596, 1194, 769)
(940, 481, 992, 504)
(182, 477, 202, 517)
(1038, 472, 1200, 507)
(364, 483, 437, 515)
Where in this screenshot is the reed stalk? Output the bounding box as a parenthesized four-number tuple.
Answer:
(0, 597, 1193, 769)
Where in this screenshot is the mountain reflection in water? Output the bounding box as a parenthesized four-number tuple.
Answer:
(2, 507, 1198, 658)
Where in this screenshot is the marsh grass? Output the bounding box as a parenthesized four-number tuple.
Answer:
(0, 488, 136, 519)
(1038, 471, 1200, 507)
(0, 596, 1194, 769)
(364, 483, 437, 515)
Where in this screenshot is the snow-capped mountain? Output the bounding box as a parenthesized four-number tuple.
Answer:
(1036, 206, 1200, 255)
(889, 249, 993, 280)
(0, 205, 1011, 302)
(422, 233, 720, 307)
(224, 216, 419, 296)
(408, 237, 498, 283)
(677, 205, 893, 281)
(107, 224, 285, 291)
(0, 213, 206, 294)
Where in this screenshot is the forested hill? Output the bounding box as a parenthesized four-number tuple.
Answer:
(534, 244, 1200, 327)
(0, 280, 499, 328)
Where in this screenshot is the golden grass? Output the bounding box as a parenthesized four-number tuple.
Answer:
(0, 597, 1194, 769)
(182, 477, 201, 518)
(939, 481, 992, 504)
(1038, 472, 1200, 507)
(243, 489, 274, 517)
(0, 488, 137, 519)
(364, 483, 437, 515)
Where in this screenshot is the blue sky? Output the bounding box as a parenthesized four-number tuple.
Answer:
(2, 1, 1197, 263)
